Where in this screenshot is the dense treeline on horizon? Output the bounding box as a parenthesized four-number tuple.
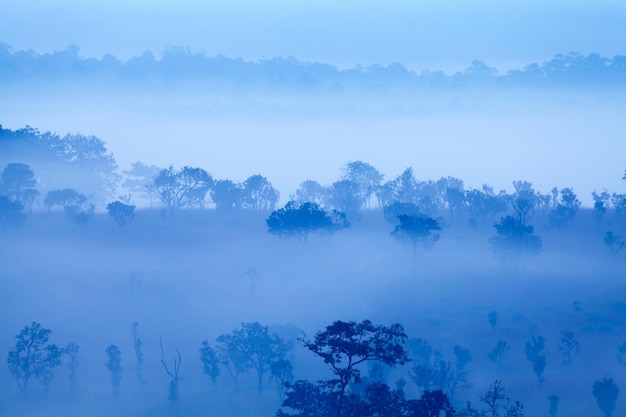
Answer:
(1, 42, 625, 91)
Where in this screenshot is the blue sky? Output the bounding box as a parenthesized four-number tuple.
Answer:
(3, 0, 626, 72)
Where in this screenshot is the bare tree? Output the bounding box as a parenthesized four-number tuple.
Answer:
(160, 336, 182, 404)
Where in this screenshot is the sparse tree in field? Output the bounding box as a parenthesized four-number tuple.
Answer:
(44, 188, 94, 229)
(105, 345, 122, 397)
(592, 190, 610, 228)
(488, 341, 510, 371)
(200, 340, 220, 388)
(131, 323, 144, 390)
(0, 195, 26, 230)
(160, 337, 182, 404)
(0, 162, 39, 209)
(7, 322, 62, 393)
(216, 322, 290, 393)
(300, 320, 408, 417)
(559, 331, 579, 369)
(107, 200, 135, 228)
(63, 342, 80, 394)
(488, 311, 498, 332)
(524, 336, 546, 383)
(480, 380, 524, 417)
(490, 215, 542, 267)
(391, 214, 441, 271)
(548, 394, 559, 417)
(593, 377, 619, 417)
(266, 201, 349, 247)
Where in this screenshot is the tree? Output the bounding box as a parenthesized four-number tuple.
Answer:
(105, 345, 122, 397)
(241, 174, 280, 210)
(592, 377, 619, 417)
(559, 331, 579, 369)
(63, 342, 80, 394)
(200, 340, 220, 387)
(524, 336, 546, 383)
(122, 161, 161, 206)
(211, 179, 244, 210)
(43, 188, 94, 229)
(547, 188, 581, 229)
(153, 166, 213, 210)
(107, 200, 135, 228)
(329, 179, 366, 221)
(341, 161, 383, 209)
(292, 180, 329, 205)
(216, 322, 290, 393)
(266, 201, 349, 247)
(0, 195, 25, 230)
(7, 322, 62, 393)
(160, 337, 182, 404)
(489, 216, 542, 267)
(300, 320, 408, 417)
(391, 214, 441, 271)
(132, 323, 145, 390)
(271, 358, 294, 402)
(0, 162, 39, 209)
(488, 341, 510, 371)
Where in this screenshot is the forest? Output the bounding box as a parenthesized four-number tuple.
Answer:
(0, 123, 625, 417)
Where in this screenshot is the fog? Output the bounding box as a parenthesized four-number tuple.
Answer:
(2, 2, 626, 416)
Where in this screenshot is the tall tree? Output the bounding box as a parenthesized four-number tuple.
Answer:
(241, 174, 280, 210)
(341, 161, 383, 209)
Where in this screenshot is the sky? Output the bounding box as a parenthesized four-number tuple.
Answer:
(2, 0, 626, 73)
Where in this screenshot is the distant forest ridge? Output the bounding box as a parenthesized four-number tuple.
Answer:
(1, 42, 625, 90)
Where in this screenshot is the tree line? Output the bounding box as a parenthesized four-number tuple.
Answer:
(1, 43, 626, 90)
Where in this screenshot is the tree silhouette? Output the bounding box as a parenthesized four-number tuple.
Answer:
(300, 320, 408, 417)
(490, 215, 542, 267)
(0, 162, 39, 209)
(106, 200, 135, 228)
(216, 322, 290, 393)
(391, 214, 441, 272)
(200, 340, 220, 388)
(593, 377, 619, 417)
(153, 166, 213, 210)
(0, 195, 25, 231)
(105, 345, 122, 397)
(7, 322, 61, 393)
(266, 201, 349, 247)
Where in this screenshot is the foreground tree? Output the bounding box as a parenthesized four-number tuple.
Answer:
(216, 322, 290, 393)
(300, 320, 409, 417)
(160, 337, 182, 404)
(266, 201, 349, 247)
(7, 322, 62, 393)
